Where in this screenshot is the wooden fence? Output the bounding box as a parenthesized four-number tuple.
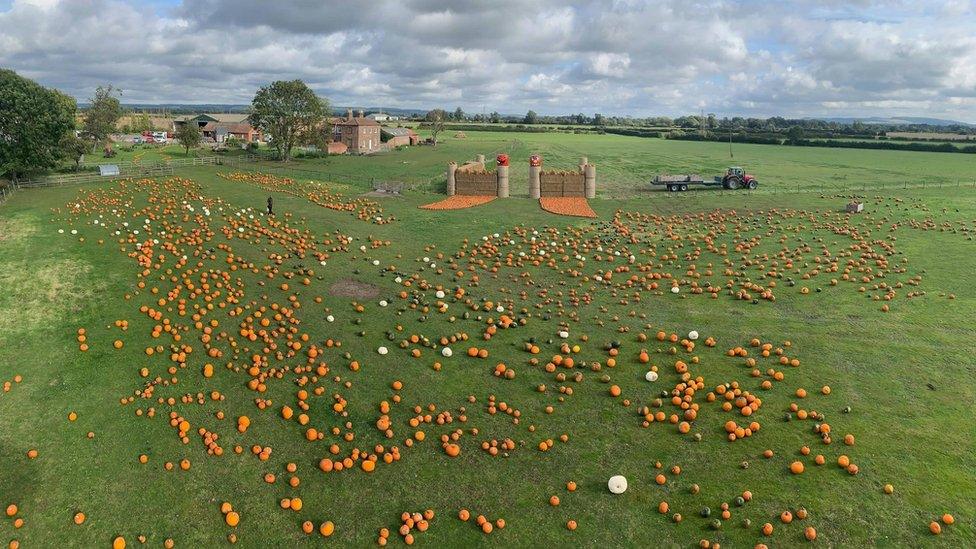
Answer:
(16, 164, 173, 188)
(10, 155, 260, 189)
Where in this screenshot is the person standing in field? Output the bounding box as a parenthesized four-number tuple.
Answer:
(267, 196, 274, 215)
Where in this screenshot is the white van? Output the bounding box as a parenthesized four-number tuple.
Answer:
(152, 131, 168, 144)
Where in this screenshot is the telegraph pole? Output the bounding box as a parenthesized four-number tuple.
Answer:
(729, 126, 734, 159)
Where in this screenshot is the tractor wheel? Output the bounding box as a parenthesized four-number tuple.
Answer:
(747, 179, 758, 190)
(679, 184, 688, 192)
(725, 176, 741, 190)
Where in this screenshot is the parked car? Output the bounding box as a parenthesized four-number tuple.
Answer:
(132, 136, 143, 144)
(152, 131, 168, 144)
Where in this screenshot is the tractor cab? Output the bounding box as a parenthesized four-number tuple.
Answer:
(727, 166, 744, 178)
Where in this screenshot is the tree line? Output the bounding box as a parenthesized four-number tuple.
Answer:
(416, 109, 974, 137)
(4, 68, 974, 182)
(0, 71, 337, 180)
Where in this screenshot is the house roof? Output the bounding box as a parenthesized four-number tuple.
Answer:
(381, 127, 415, 137)
(335, 117, 380, 127)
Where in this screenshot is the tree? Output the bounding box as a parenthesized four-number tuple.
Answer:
(83, 85, 123, 151)
(425, 109, 446, 145)
(523, 110, 538, 124)
(135, 111, 154, 133)
(174, 122, 202, 156)
(489, 111, 501, 124)
(593, 113, 605, 126)
(453, 107, 465, 121)
(59, 133, 90, 171)
(249, 80, 329, 162)
(0, 69, 76, 182)
(786, 126, 805, 143)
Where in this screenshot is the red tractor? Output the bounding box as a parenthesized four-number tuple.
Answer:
(653, 166, 760, 192)
(718, 166, 758, 190)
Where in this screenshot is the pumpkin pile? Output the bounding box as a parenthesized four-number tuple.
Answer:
(419, 195, 497, 210)
(538, 197, 598, 218)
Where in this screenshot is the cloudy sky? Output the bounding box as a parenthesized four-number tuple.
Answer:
(1, 0, 975, 120)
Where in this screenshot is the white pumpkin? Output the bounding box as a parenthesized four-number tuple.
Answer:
(377, 346, 388, 355)
(608, 475, 628, 494)
(435, 290, 446, 299)
(558, 331, 569, 339)
(326, 315, 335, 323)
(441, 347, 453, 358)
(688, 330, 699, 340)
(670, 286, 680, 294)
(645, 370, 658, 382)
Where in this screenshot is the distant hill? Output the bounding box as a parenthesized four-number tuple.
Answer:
(813, 116, 974, 127)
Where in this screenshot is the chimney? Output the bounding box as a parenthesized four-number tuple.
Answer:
(346, 108, 353, 121)
(358, 109, 365, 119)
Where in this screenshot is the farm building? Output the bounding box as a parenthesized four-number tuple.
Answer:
(332, 109, 381, 154)
(367, 112, 398, 122)
(381, 127, 419, 147)
(173, 114, 263, 143)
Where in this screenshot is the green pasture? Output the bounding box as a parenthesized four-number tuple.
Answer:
(1, 132, 974, 547)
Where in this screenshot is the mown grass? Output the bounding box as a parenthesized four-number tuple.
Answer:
(290, 130, 976, 196)
(1, 132, 975, 548)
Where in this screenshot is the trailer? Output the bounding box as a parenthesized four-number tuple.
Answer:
(652, 174, 708, 192)
(652, 166, 759, 192)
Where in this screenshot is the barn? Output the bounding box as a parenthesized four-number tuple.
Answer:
(380, 127, 418, 147)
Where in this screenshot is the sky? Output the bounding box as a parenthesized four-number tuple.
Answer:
(1, 0, 975, 120)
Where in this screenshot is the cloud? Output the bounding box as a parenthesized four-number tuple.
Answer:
(1, 0, 975, 120)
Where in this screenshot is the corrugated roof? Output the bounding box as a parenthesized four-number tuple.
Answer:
(381, 127, 414, 137)
(203, 113, 251, 123)
(179, 113, 251, 124)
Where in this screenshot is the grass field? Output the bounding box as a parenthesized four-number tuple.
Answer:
(1, 132, 975, 548)
(286, 131, 976, 196)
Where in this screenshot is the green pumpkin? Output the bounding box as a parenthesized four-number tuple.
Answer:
(700, 507, 711, 518)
